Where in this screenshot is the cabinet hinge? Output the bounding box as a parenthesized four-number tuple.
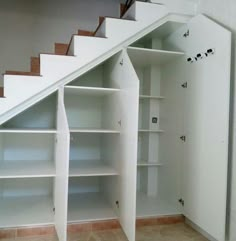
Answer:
(53, 207, 55, 213)
(183, 29, 189, 38)
(116, 200, 119, 208)
(180, 135, 186, 142)
(178, 198, 185, 206)
(181, 82, 187, 88)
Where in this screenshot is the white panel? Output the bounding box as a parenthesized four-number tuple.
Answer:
(166, 15, 231, 241)
(54, 88, 70, 241)
(105, 51, 139, 241)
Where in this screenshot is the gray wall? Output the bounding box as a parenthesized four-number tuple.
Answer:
(0, 0, 123, 84)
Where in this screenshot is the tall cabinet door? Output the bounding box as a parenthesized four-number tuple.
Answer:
(54, 88, 70, 241)
(105, 50, 139, 241)
(166, 15, 231, 241)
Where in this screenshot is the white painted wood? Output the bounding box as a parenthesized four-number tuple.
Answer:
(137, 162, 163, 167)
(68, 193, 117, 222)
(65, 86, 120, 96)
(54, 88, 70, 241)
(0, 129, 57, 133)
(0, 161, 55, 178)
(165, 15, 231, 241)
(136, 192, 181, 218)
(104, 50, 139, 241)
(127, 47, 184, 67)
(69, 161, 118, 177)
(70, 129, 120, 133)
(0, 195, 54, 228)
(139, 95, 165, 99)
(138, 129, 164, 133)
(0, 177, 54, 228)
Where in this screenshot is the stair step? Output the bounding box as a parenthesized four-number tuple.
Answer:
(31, 57, 40, 74)
(0, 87, 4, 97)
(5, 71, 40, 76)
(78, 29, 94, 36)
(54, 43, 69, 55)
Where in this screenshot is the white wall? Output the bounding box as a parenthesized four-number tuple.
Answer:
(0, 0, 123, 85)
(194, 2, 236, 241)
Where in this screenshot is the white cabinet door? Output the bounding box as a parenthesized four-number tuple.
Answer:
(166, 15, 231, 241)
(54, 88, 70, 241)
(105, 50, 139, 241)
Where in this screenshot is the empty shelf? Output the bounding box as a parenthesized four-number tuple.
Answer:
(65, 86, 120, 96)
(127, 47, 184, 67)
(0, 195, 54, 228)
(69, 162, 119, 177)
(70, 129, 120, 133)
(139, 95, 165, 100)
(0, 161, 55, 179)
(68, 193, 117, 223)
(139, 129, 164, 133)
(136, 192, 181, 218)
(137, 162, 163, 167)
(0, 129, 57, 133)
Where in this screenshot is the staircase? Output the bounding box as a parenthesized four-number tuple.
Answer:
(0, 1, 190, 125)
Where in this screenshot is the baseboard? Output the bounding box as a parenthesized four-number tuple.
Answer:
(0, 215, 185, 239)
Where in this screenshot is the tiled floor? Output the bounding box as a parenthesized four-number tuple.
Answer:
(0, 223, 209, 241)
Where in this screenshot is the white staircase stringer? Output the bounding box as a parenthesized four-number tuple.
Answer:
(0, 11, 191, 125)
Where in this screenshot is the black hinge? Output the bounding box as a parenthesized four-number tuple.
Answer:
(178, 198, 185, 206)
(53, 207, 55, 213)
(183, 29, 189, 38)
(181, 82, 187, 88)
(180, 135, 186, 142)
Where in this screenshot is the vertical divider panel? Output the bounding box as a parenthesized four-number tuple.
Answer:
(54, 87, 70, 241)
(105, 50, 139, 241)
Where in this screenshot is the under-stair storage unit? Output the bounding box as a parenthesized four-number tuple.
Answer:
(0, 8, 231, 241)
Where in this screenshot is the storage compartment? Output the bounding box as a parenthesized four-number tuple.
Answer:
(69, 133, 119, 177)
(67, 176, 118, 222)
(130, 21, 184, 52)
(0, 133, 56, 178)
(0, 177, 54, 227)
(68, 61, 120, 89)
(64, 87, 120, 131)
(0, 93, 57, 130)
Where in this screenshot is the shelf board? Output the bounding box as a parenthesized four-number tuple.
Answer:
(136, 192, 181, 218)
(139, 95, 165, 100)
(68, 193, 117, 223)
(65, 86, 120, 96)
(0, 161, 55, 179)
(69, 162, 119, 177)
(138, 129, 164, 133)
(0, 129, 57, 134)
(137, 162, 163, 167)
(70, 128, 120, 134)
(0, 195, 54, 228)
(127, 47, 184, 67)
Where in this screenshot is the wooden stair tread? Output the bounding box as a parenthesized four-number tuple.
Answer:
(55, 43, 69, 55)
(5, 71, 40, 76)
(0, 87, 4, 97)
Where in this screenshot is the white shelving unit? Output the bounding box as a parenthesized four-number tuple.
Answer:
(0, 15, 231, 241)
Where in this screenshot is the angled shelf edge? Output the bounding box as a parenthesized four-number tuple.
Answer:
(65, 86, 120, 96)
